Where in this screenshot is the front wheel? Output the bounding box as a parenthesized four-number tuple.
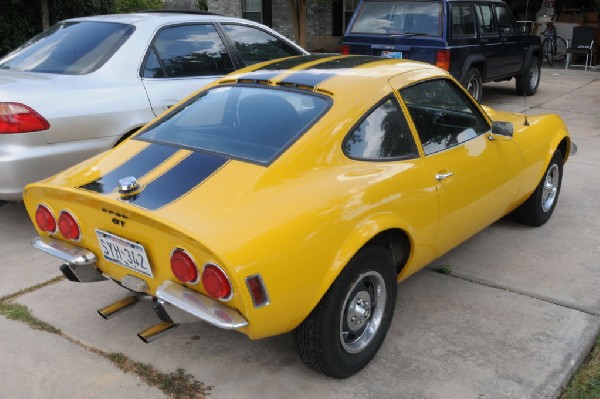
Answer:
(515, 56, 541, 96)
(553, 37, 568, 61)
(293, 245, 397, 378)
(542, 38, 553, 66)
(514, 150, 563, 226)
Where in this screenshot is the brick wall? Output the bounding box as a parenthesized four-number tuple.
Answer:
(208, 0, 341, 52)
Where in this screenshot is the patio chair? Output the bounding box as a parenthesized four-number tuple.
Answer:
(565, 26, 595, 70)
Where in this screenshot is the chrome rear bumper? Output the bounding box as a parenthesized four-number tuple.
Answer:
(31, 236, 248, 334)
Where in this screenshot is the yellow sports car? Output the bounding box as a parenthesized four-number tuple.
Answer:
(24, 55, 573, 378)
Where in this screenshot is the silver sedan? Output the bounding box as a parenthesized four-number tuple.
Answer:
(0, 12, 307, 201)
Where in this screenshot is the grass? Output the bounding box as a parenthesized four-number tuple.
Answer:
(561, 334, 600, 399)
(0, 277, 211, 398)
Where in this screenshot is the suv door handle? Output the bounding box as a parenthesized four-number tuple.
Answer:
(435, 172, 454, 181)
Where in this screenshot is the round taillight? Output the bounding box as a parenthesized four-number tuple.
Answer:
(58, 211, 80, 240)
(170, 250, 198, 283)
(35, 205, 56, 232)
(202, 264, 231, 300)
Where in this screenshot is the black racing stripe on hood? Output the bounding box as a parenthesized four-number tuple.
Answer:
(79, 144, 179, 194)
(279, 56, 385, 88)
(122, 151, 227, 210)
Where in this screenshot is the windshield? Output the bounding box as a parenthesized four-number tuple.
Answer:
(137, 86, 331, 165)
(350, 1, 442, 36)
(0, 21, 135, 74)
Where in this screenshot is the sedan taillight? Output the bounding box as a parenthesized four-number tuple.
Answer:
(0, 102, 50, 133)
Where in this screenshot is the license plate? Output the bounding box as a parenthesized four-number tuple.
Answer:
(381, 51, 403, 59)
(95, 229, 153, 277)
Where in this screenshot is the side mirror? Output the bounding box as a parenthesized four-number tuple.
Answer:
(489, 121, 514, 140)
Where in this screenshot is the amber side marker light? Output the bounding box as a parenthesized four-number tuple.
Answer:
(58, 211, 80, 240)
(202, 264, 232, 300)
(35, 205, 56, 233)
(0, 102, 50, 133)
(170, 249, 198, 283)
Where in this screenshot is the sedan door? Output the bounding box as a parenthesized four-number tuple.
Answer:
(397, 78, 523, 256)
(140, 23, 236, 116)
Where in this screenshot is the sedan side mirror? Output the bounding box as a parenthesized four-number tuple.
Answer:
(488, 121, 514, 140)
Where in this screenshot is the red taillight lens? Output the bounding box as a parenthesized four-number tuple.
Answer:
(0, 102, 50, 134)
(35, 205, 56, 232)
(58, 211, 80, 240)
(340, 44, 350, 55)
(435, 49, 450, 71)
(202, 264, 231, 300)
(170, 250, 198, 283)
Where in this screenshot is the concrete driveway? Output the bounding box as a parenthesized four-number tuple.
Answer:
(1, 68, 599, 399)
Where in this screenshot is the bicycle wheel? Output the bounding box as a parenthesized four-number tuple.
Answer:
(553, 37, 567, 62)
(542, 38, 553, 66)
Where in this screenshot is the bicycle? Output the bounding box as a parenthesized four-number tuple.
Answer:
(541, 21, 567, 66)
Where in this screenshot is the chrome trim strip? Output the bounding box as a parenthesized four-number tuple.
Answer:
(32, 236, 97, 266)
(156, 280, 248, 329)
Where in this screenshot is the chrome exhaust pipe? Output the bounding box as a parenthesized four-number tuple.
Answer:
(97, 296, 139, 320)
(137, 321, 177, 343)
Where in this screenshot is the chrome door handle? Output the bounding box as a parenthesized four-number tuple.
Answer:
(435, 172, 454, 181)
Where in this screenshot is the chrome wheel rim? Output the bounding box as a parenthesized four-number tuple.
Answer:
(541, 164, 559, 212)
(530, 62, 540, 89)
(340, 271, 386, 354)
(467, 76, 481, 101)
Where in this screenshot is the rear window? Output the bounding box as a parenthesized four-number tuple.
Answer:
(0, 21, 134, 75)
(137, 86, 330, 165)
(350, 0, 442, 36)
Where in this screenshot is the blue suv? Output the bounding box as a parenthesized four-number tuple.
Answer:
(341, 0, 542, 102)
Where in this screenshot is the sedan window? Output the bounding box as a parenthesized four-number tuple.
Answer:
(0, 21, 134, 75)
(144, 24, 234, 78)
(221, 24, 302, 66)
(400, 79, 489, 155)
(344, 97, 418, 160)
(137, 86, 330, 164)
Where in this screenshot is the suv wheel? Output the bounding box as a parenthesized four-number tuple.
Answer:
(462, 68, 483, 102)
(515, 56, 541, 96)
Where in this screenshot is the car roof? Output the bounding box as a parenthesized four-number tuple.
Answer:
(217, 55, 447, 97)
(63, 11, 258, 26)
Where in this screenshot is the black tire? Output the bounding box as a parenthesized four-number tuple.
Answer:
(515, 56, 541, 96)
(462, 68, 483, 102)
(542, 38, 553, 66)
(293, 245, 397, 378)
(514, 150, 563, 226)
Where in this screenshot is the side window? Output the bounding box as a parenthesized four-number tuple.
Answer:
(400, 79, 490, 155)
(451, 4, 476, 36)
(495, 5, 517, 34)
(476, 4, 497, 35)
(221, 24, 301, 66)
(143, 24, 234, 78)
(344, 98, 418, 160)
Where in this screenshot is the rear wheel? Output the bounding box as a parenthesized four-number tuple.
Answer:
(462, 68, 483, 102)
(293, 245, 397, 378)
(553, 37, 567, 62)
(514, 150, 563, 226)
(516, 56, 541, 96)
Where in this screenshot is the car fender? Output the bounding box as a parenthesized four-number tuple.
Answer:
(459, 54, 486, 82)
(518, 44, 543, 75)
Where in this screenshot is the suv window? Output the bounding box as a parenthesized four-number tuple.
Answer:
(495, 5, 517, 34)
(350, 1, 442, 36)
(344, 97, 418, 160)
(143, 24, 234, 78)
(400, 79, 489, 155)
(0, 21, 134, 75)
(476, 4, 497, 35)
(451, 4, 476, 36)
(220, 24, 301, 66)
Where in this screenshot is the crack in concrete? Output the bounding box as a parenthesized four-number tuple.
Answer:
(429, 268, 600, 317)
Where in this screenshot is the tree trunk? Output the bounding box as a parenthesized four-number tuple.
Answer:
(289, 0, 308, 48)
(41, 0, 50, 29)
